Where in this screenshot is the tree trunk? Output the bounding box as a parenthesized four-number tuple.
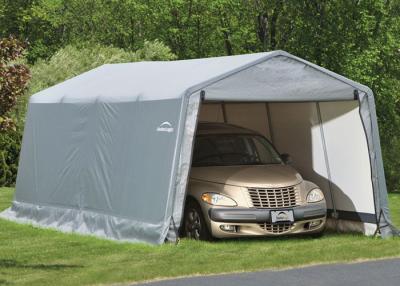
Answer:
(269, 0, 283, 50)
(257, 12, 268, 51)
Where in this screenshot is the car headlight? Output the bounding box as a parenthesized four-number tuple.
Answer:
(307, 188, 324, 203)
(201, 193, 237, 207)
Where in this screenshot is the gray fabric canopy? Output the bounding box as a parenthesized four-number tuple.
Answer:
(1, 51, 397, 244)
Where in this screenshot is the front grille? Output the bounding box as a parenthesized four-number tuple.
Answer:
(248, 186, 299, 208)
(258, 222, 294, 234)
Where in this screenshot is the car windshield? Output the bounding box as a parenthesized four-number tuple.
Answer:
(192, 134, 282, 167)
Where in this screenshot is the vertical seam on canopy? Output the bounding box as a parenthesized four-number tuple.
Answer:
(174, 92, 202, 233)
(221, 102, 228, 123)
(166, 91, 203, 243)
(357, 92, 380, 226)
(265, 103, 274, 143)
(316, 102, 337, 220)
(162, 94, 188, 243)
(32, 110, 39, 204)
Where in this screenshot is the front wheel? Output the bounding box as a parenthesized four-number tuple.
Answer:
(310, 227, 325, 238)
(182, 199, 212, 241)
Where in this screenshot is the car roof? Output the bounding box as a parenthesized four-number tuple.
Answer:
(196, 122, 257, 135)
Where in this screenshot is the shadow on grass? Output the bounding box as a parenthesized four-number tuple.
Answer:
(0, 259, 83, 270)
(204, 230, 362, 244)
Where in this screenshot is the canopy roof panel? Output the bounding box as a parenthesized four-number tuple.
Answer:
(30, 52, 269, 103)
(204, 56, 356, 102)
(30, 51, 372, 104)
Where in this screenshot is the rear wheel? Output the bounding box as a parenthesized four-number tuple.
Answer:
(182, 199, 212, 241)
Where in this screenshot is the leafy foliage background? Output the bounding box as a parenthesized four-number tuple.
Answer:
(0, 0, 399, 192)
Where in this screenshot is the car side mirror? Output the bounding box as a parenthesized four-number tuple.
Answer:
(281, 153, 293, 165)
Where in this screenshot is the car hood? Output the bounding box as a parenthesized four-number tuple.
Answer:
(190, 164, 303, 188)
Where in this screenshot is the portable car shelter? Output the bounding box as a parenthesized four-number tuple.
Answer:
(1, 51, 398, 244)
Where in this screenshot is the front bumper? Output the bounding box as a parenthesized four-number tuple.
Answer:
(208, 202, 327, 238)
(209, 203, 326, 223)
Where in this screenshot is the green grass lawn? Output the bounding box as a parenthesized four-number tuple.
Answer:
(0, 187, 399, 286)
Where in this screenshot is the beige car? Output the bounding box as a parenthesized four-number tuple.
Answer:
(182, 122, 327, 240)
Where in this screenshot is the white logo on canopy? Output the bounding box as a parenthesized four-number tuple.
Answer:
(157, 121, 174, 133)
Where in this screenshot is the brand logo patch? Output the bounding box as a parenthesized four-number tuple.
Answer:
(276, 211, 288, 220)
(157, 121, 174, 133)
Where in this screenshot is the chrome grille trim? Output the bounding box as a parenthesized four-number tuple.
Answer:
(247, 186, 300, 208)
(258, 222, 294, 234)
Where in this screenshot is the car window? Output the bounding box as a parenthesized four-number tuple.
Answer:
(192, 134, 282, 167)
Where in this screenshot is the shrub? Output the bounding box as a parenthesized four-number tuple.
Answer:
(27, 40, 176, 97)
(0, 36, 30, 131)
(0, 130, 21, 186)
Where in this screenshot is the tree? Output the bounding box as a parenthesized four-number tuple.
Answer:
(0, 0, 399, 191)
(0, 36, 30, 131)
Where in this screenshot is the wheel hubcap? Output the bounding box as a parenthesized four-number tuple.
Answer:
(185, 209, 201, 240)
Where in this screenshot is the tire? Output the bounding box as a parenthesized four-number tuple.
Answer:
(182, 198, 213, 241)
(310, 228, 325, 238)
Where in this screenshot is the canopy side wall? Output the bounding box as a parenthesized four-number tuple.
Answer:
(359, 92, 398, 236)
(2, 98, 184, 244)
